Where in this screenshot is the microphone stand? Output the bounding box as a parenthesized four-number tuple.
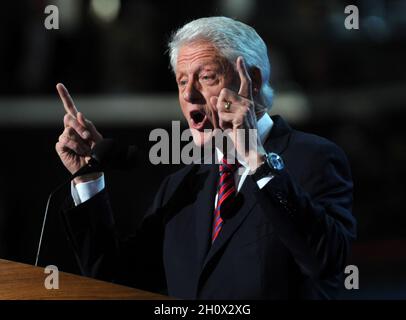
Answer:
(34, 161, 101, 272)
(34, 177, 71, 267)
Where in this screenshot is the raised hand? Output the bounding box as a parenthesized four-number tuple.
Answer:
(210, 57, 266, 170)
(55, 83, 103, 183)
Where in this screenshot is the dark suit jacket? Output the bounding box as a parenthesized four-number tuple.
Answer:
(63, 115, 356, 299)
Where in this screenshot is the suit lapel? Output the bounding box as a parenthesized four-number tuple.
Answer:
(262, 115, 292, 155)
(193, 164, 219, 269)
(196, 115, 293, 285)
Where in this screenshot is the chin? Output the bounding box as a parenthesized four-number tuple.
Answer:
(191, 129, 214, 147)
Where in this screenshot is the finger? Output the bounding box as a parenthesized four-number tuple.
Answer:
(56, 83, 79, 117)
(236, 56, 252, 99)
(58, 136, 86, 156)
(217, 110, 235, 127)
(64, 127, 91, 147)
(59, 133, 91, 156)
(77, 112, 87, 127)
(217, 88, 239, 112)
(77, 112, 103, 143)
(77, 112, 92, 137)
(60, 128, 91, 151)
(56, 141, 70, 157)
(210, 96, 218, 113)
(214, 93, 235, 130)
(64, 113, 91, 139)
(55, 141, 63, 155)
(209, 96, 219, 128)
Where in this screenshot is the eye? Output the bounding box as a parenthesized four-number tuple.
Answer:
(178, 79, 187, 87)
(200, 73, 217, 84)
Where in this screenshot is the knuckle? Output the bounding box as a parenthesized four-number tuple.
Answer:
(61, 135, 72, 146)
(70, 119, 84, 133)
(72, 119, 81, 130)
(66, 127, 75, 136)
(63, 113, 71, 124)
(220, 88, 228, 97)
(63, 113, 74, 124)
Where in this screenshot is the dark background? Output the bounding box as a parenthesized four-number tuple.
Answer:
(0, 0, 405, 299)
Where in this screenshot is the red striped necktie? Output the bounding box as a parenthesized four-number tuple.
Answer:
(212, 158, 239, 243)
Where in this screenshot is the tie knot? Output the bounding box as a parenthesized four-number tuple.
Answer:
(220, 158, 240, 173)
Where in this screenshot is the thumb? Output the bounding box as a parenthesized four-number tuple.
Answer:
(210, 96, 218, 111)
(77, 112, 102, 143)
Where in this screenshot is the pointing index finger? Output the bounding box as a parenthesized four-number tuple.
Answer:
(236, 56, 252, 99)
(56, 83, 78, 118)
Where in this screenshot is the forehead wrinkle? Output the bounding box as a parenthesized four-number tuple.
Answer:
(176, 44, 223, 75)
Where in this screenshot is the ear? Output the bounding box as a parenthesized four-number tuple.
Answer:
(249, 67, 262, 99)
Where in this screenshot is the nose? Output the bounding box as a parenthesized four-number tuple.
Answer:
(183, 81, 204, 104)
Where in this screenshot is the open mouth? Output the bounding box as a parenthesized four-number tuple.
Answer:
(190, 110, 207, 129)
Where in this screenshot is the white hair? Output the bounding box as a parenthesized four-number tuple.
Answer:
(168, 16, 273, 108)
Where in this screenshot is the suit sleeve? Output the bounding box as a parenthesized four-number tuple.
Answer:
(62, 176, 170, 293)
(253, 140, 356, 279)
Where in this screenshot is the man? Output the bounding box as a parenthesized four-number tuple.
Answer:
(55, 17, 356, 299)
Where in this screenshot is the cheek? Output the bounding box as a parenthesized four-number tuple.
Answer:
(206, 81, 225, 96)
(179, 98, 189, 117)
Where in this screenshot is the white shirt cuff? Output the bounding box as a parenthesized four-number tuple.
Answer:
(71, 174, 105, 206)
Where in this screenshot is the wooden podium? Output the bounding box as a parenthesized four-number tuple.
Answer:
(0, 259, 170, 300)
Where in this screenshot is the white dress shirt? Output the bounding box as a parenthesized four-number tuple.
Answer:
(72, 113, 274, 206)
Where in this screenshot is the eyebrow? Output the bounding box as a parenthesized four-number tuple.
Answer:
(177, 62, 223, 78)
